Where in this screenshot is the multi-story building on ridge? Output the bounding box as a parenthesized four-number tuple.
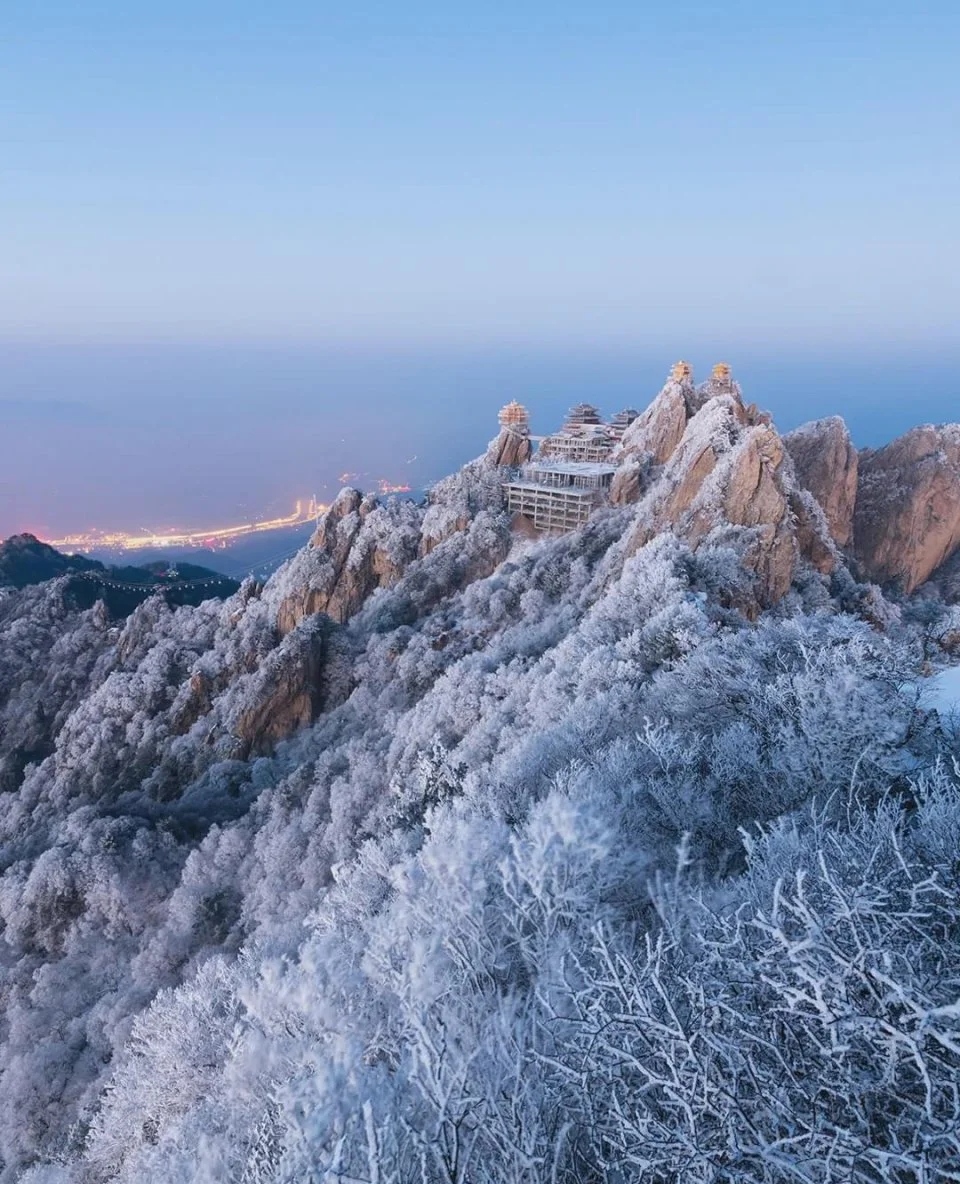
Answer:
(498, 364, 728, 534)
(500, 401, 624, 533)
(503, 460, 617, 532)
(538, 428, 614, 464)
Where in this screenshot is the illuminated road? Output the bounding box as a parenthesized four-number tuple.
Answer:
(43, 499, 326, 553)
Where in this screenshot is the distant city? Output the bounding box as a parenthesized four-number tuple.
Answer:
(21, 478, 415, 556)
(42, 498, 324, 554)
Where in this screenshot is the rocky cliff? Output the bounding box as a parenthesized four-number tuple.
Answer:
(781, 417, 960, 595)
(854, 425, 960, 594)
(275, 489, 422, 635)
(615, 379, 689, 467)
(10, 375, 960, 786)
(600, 372, 837, 612)
(784, 417, 859, 548)
(626, 395, 836, 613)
(487, 425, 532, 469)
(220, 397, 960, 749)
(608, 376, 960, 603)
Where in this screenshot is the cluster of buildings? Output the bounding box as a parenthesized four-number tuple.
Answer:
(498, 361, 732, 533)
(497, 399, 636, 533)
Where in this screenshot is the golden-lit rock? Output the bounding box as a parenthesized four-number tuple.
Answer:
(628, 400, 836, 612)
(488, 427, 533, 469)
(854, 425, 960, 593)
(276, 489, 418, 633)
(784, 417, 858, 548)
(231, 623, 330, 756)
(616, 382, 688, 468)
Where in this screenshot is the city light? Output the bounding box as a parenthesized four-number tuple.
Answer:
(41, 499, 326, 554)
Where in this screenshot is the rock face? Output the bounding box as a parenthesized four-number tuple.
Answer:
(231, 620, 331, 756)
(143, 389, 960, 769)
(853, 425, 960, 594)
(159, 403, 960, 764)
(779, 417, 960, 593)
(628, 398, 836, 613)
(784, 417, 858, 548)
(615, 382, 688, 466)
(601, 373, 841, 611)
(606, 373, 960, 604)
(488, 427, 532, 469)
(610, 374, 774, 508)
(276, 489, 421, 634)
(608, 459, 644, 507)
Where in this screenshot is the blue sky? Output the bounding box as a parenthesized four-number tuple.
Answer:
(3, 0, 958, 349)
(1, 2, 959, 536)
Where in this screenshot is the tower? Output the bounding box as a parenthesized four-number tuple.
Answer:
(563, 403, 603, 434)
(498, 401, 530, 433)
(670, 360, 693, 383)
(608, 408, 640, 440)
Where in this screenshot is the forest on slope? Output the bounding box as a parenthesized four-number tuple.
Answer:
(2, 367, 960, 1182)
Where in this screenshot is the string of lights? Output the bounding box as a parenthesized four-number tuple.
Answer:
(70, 571, 236, 593)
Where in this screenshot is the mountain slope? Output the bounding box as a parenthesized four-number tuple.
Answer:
(2, 369, 960, 1182)
(0, 534, 105, 588)
(0, 533, 240, 614)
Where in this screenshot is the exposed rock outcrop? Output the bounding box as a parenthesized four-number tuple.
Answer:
(610, 371, 772, 509)
(854, 425, 960, 594)
(231, 619, 330, 756)
(488, 426, 532, 469)
(275, 489, 421, 634)
(608, 458, 644, 506)
(615, 381, 688, 467)
(156, 384, 960, 767)
(784, 417, 858, 548)
(920, 545, 960, 605)
(693, 373, 772, 427)
(628, 398, 836, 613)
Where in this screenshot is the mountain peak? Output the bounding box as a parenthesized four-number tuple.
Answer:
(0, 531, 103, 589)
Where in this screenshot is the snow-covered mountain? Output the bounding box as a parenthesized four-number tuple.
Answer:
(3, 367, 960, 1182)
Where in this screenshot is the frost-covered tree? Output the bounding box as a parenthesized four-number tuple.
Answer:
(3, 429, 960, 1182)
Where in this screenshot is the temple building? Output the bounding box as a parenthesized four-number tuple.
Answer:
(608, 408, 640, 441)
(503, 461, 616, 532)
(499, 401, 618, 533)
(498, 401, 530, 432)
(538, 427, 613, 464)
(708, 362, 736, 393)
(496, 364, 737, 534)
(562, 402, 603, 433)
